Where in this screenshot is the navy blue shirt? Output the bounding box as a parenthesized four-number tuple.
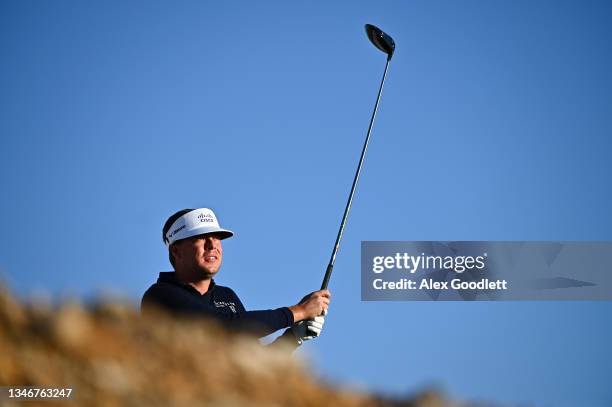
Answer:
(141, 272, 294, 337)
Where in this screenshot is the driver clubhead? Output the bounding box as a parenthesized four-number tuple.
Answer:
(365, 24, 395, 60)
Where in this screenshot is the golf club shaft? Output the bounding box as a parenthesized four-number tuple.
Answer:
(321, 57, 391, 290)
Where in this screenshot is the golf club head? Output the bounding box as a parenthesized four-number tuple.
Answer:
(365, 24, 395, 60)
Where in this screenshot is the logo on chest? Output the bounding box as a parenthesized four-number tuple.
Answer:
(213, 301, 237, 313)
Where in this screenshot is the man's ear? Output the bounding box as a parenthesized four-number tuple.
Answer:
(170, 243, 181, 262)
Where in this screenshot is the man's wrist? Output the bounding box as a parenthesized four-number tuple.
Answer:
(288, 305, 304, 322)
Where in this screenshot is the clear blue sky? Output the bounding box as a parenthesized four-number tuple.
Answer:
(1, 1, 611, 406)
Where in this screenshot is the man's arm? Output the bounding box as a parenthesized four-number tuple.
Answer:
(142, 284, 329, 338)
(220, 287, 330, 337)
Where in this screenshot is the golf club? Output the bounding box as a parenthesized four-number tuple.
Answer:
(320, 24, 395, 290)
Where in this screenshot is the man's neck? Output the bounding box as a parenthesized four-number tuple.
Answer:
(188, 279, 212, 295)
(174, 269, 212, 295)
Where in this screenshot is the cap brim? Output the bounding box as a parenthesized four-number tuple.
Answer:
(191, 227, 234, 240)
(172, 226, 234, 244)
(204, 230, 233, 240)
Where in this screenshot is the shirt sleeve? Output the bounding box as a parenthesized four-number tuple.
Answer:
(216, 287, 294, 337)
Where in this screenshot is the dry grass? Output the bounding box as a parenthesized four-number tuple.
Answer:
(0, 286, 470, 407)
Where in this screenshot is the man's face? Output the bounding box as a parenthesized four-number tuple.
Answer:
(171, 233, 223, 279)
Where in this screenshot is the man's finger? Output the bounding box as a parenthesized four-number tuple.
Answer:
(306, 326, 321, 336)
(318, 290, 331, 298)
(308, 321, 323, 330)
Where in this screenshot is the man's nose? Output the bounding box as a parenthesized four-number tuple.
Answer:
(203, 236, 218, 249)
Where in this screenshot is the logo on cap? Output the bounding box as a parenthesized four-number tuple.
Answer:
(168, 225, 186, 239)
(198, 213, 214, 223)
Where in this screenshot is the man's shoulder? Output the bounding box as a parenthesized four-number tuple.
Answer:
(143, 272, 185, 294)
(141, 278, 191, 307)
(142, 281, 181, 301)
(141, 278, 205, 315)
(143, 280, 181, 295)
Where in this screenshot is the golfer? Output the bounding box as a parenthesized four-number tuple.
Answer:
(141, 208, 330, 346)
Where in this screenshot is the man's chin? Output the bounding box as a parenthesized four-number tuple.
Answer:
(196, 267, 219, 279)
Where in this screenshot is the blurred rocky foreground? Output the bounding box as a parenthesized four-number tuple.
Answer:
(0, 286, 483, 407)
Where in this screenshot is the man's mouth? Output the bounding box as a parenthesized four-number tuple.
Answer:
(204, 256, 218, 261)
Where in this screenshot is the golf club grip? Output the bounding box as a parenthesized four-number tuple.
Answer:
(321, 264, 333, 290)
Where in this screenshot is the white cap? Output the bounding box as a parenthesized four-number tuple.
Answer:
(164, 208, 233, 246)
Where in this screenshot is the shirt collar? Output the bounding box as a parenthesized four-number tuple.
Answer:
(157, 271, 216, 293)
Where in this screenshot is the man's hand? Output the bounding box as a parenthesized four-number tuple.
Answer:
(289, 290, 330, 322)
(291, 315, 325, 345)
